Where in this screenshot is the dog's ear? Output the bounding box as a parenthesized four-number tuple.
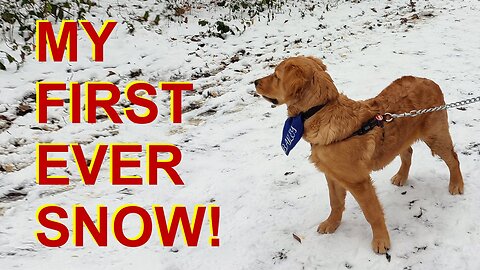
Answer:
(283, 63, 308, 100)
(311, 68, 339, 103)
(309, 56, 334, 86)
(307, 56, 327, 71)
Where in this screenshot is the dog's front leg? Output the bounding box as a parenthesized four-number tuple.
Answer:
(317, 175, 346, 234)
(347, 179, 391, 254)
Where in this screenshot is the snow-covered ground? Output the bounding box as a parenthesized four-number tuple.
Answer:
(1, 0, 480, 269)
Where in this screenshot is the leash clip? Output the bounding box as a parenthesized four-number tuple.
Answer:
(383, 113, 394, 122)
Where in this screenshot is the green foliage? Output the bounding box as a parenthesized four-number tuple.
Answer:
(165, 0, 286, 38)
(0, 0, 348, 69)
(0, 0, 96, 70)
(215, 21, 233, 34)
(226, 0, 286, 19)
(198, 19, 209, 27)
(153, 14, 160, 25)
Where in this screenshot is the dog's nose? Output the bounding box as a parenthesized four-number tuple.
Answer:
(254, 79, 259, 87)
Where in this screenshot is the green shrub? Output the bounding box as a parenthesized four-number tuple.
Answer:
(0, 0, 96, 70)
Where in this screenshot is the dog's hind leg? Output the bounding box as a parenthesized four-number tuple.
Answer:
(391, 147, 413, 186)
(317, 174, 346, 234)
(423, 133, 464, 195)
(422, 112, 464, 194)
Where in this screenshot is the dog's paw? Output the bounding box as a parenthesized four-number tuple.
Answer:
(371, 237, 390, 254)
(390, 173, 407, 186)
(317, 219, 340, 234)
(449, 182, 464, 195)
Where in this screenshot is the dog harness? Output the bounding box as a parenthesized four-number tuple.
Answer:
(281, 105, 385, 155)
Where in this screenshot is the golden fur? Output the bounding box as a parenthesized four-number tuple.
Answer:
(254, 56, 464, 254)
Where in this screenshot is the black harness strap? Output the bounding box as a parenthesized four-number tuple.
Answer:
(350, 114, 385, 138)
(300, 103, 386, 140)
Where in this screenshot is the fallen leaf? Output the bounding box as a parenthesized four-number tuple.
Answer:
(292, 233, 302, 243)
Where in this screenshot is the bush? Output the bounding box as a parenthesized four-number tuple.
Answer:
(162, 0, 286, 38)
(0, 0, 96, 70)
(0, 0, 350, 70)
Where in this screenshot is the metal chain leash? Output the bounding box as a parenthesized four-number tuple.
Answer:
(383, 96, 480, 122)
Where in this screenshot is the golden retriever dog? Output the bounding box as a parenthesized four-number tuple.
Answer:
(254, 56, 464, 254)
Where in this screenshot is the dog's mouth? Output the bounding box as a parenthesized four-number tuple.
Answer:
(262, 95, 278, 105)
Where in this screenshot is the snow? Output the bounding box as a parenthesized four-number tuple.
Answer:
(1, 0, 480, 269)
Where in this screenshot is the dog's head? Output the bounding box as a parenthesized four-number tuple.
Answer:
(254, 56, 339, 114)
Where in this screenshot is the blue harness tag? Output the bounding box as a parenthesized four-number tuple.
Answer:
(281, 115, 304, 155)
